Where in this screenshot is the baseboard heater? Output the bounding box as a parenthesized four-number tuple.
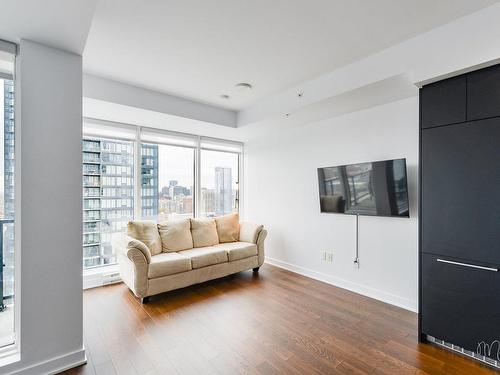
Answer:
(427, 335, 500, 370)
(102, 272, 121, 285)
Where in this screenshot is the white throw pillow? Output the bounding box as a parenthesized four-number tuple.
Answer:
(158, 219, 194, 252)
(190, 218, 219, 248)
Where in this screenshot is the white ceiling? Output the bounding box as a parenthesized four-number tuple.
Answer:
(82, 0, 497, 111)
(0, 0, 98, 54)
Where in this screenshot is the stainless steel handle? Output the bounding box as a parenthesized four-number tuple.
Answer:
(437, 258, 498, 272)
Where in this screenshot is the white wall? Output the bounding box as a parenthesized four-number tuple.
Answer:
(244, 97, 419, 311)
(242, 4, 500, 313)
(3, 40, 84, 374)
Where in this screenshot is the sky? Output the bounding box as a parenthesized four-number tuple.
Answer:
(157, 145, 238, 191)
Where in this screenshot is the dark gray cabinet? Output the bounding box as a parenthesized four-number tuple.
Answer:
(419, 64, 500, 365)
(421, 118, 500, 265)
(467, 64, 500, 121)
(421, 253, 500, 359)
(421, 76, 466, 129)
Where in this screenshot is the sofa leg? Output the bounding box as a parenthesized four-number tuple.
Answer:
(140, 296, 149, 304)
(253, 267, 260, 273)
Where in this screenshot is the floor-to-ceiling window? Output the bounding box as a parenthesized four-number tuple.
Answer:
(82, 137, 135, 268)
(0, 42, 16, 351)
(82, 120, 242, 273)
(200, 149, 239, 218)
(82, 122, 137, 270)
(141, 142, 194, 222)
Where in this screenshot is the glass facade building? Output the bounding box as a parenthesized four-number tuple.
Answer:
(140, 143, 159, 219)
(82, 138, 159, 268)
(215, 167, 233, 216)
(3, 80, 15, 298)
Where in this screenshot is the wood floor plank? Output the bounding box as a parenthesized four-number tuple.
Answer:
(64, 264, 497, 375)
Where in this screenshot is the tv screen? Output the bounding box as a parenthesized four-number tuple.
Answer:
(317, 158, 409, 217)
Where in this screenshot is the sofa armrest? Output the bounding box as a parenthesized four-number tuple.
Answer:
(239, 222, 264, 244)
(112, 233, 152, 264)
(256, 229, 267, 266)
(113, 232, 150, 298)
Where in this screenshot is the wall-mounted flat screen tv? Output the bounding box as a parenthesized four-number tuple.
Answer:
(317, 158, 409, 217)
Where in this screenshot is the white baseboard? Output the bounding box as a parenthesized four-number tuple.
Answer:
(265, 256, 417, 312)
(5, 348, 86, 375)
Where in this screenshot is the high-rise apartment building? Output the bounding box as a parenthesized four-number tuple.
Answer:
(3, 80, 15, 298)
(82, 139, 159, 268)
(215, 167, 233, 216)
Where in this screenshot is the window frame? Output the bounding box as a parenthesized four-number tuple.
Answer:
(81, 118, 244, 282)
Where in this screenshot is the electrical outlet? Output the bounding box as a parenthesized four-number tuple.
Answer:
(322, 251, 334, 262)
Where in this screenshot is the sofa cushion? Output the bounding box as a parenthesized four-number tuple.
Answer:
(239, 222, 264, 244)
(215, 213, 240, 243)
(127, 220, 162, 256)
(148, 252, 192, 279)
(190, 218, 219, 248)
(214, 242, 257, 262)
(158, 219, 193, 252)
(178, 247, 228, 269)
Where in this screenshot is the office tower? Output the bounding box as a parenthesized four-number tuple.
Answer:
(214, 167, 232, 216)
(141, 143, 159, 219)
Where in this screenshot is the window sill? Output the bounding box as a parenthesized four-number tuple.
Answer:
(0, 344, 20, 368)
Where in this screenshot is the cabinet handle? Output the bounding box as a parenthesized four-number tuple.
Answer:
(437, 258, 498, 272)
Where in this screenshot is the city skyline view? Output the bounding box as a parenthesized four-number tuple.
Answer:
(83, 137, 239, 268)
(0, 77, 15, 349)
(154, 144, 238, 190)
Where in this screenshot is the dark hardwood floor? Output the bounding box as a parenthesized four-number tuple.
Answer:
(64, 264, 497, 375)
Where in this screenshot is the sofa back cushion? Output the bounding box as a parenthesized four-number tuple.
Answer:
(190, 218, 219, 248)
(127, 220, 162, 256)
(158, 219, 193, 252)
(215, 213, 240, 243)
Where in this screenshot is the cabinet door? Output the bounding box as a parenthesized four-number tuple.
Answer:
(467, 64, 500, 121)
(421, 253, 500, 361)
(421, 76, 466, 128)
(421, 118, 500, 264)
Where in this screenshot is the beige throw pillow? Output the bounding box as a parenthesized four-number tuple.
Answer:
(158, 219, 193, 252)
(215, 213, 240, 243)
(127, 220, 162, 256)
(190, 218, 219, 248)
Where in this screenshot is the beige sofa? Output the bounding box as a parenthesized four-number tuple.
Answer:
(113, 214, 267, 302)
